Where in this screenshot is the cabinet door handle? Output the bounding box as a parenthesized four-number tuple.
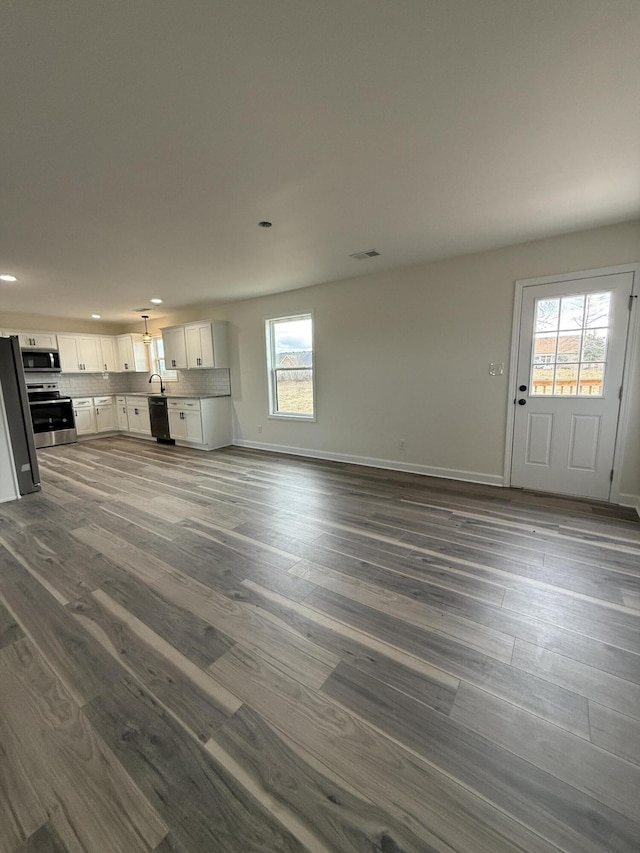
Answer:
(124, 363, 129, 370)
(96, 408, 100, 415)
(104, 363, 107, 371)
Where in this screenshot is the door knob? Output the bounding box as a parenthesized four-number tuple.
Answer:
(518, 399, 527, 405)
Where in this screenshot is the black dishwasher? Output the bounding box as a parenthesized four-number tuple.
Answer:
(148, 396, 174, 443)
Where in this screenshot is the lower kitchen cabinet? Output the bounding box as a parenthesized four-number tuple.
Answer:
(167, 397, 230, 449)
(73, 393, 229, 448)
(125, 396, 152, 436)
(168, 407, 203, 443)
(116, 396, 129, 431)
(73, 398, 97, 435)
(94, 396, 116, 432)
(73, 396, 118, 436)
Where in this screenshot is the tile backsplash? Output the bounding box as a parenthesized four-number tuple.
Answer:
(27, 368, 231, 398)
(128, 368, 231, 396)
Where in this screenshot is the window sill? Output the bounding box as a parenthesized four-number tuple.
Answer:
(268, 413, 316, 423)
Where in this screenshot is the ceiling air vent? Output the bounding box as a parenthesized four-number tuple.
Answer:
(349, 249, 380, 260)
(132, 307, 152, 313)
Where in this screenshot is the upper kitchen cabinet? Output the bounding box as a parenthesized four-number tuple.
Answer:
(5, 331, 58, 349)
(161, 321, 229, 370)
(58, 334, 102, 373)
(162, 325, 188, 369)
(116, 334, 149, 372)
(185, 322, 214, 368)
(99, 336, 118, 372)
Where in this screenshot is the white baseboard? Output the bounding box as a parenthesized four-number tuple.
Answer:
(232, 439, 505, 487)
(618, 493, 640, 519)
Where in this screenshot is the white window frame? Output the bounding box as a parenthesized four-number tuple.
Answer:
(265, 312, 316, 421)
(150, 335, 178, 382)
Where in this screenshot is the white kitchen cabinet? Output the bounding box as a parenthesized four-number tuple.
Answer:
(57, 336, 83, 373)
(11, 331, 58, 349)
(116, 396, 129, 431)
(99, 337, 118, 372)
(78, 336, 102, 372)
(161, 325, 188, 369)
(117, 335, 149, 372)
(58, 334, 102, 372)
(73, 398, 97, 435)
(167, 396, 230, 449)
(168, 400, 203, 443)
(125, 396, 151, 435)
(94, 396, 116, 432)
(185, 323, 214, 369)
(162, 321, 228, 370)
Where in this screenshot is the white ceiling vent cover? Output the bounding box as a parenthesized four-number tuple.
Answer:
(349, 249, 380, 260)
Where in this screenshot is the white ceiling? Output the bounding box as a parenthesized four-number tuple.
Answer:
(1, 1, 639, 322)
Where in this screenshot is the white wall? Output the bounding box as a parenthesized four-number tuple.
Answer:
(221, 219, 640, 496)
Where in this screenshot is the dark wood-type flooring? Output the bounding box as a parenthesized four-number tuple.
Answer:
(1, 436, 640, 852)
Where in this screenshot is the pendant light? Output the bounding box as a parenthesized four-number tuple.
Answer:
(141, 314, 152, 345)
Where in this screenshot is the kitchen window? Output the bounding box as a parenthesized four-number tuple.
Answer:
(265, 313, 315, 419)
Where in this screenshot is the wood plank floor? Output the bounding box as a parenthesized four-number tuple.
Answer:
(1, 436, 640, 852)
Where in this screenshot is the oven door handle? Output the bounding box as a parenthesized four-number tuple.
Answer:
(29, 399, 72, 406)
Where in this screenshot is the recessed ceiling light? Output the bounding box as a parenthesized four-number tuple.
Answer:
(0, 274, 18, 282)
(91, 314, 101, 319)
(150, 297, 163, 305)
(258, 221, 272, 228)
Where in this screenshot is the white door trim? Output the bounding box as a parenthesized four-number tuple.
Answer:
(504, 263, 640, 501)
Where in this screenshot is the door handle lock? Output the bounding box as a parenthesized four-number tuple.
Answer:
(518, 398, 527, 405)
(519, 385, 527, 392)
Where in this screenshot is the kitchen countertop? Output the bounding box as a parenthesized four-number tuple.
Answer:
(124, 392, 230, 399)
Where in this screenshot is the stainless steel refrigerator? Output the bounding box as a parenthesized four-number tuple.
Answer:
(0, 336, 41, 494)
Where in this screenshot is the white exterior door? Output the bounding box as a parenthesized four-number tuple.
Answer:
(511, 271, 634, 500)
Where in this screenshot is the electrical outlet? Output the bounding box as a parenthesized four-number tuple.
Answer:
(399, 439, 405, 451)
(257, 425, 263, 434)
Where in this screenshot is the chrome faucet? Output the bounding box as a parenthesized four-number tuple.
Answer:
(148, 373, 166, 394)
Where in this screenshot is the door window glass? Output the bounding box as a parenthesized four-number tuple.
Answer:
(531, 291, 611, 396)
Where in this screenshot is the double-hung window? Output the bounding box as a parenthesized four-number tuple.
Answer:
(265, 314, 315, 419)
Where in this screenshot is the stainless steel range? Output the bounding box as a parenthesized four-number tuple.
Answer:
(27, 383, 77, 448)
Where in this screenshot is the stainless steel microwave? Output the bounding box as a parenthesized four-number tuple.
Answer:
(21, 349, 61, 372)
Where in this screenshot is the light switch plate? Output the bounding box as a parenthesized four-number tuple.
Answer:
(489, 362, 504, 376)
